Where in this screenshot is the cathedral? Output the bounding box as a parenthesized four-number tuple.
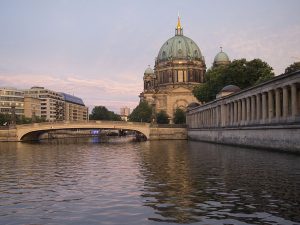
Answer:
(139, 17, 230, 122)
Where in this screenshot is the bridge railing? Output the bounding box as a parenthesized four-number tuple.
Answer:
(15, 120, 150, 128)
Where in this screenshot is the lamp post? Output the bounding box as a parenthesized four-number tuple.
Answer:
(32, 106, 36, 123)
(151, 101, 156, 124)
(10, 104, 16, 128)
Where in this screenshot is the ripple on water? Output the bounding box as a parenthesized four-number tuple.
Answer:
(0, 139, 299, 224)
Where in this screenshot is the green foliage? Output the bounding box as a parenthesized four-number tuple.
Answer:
(285, 62, 300, 74)
(173, 108, 186, 124)
(89, 106, 121, 121)
(0, 113, 46, 125)
(128, 101, 152, 123)
(0, 113, 10, 126)
(16, 116, 32, 124)
(156, 110, 169, 124)
(193, 58, 274, 102)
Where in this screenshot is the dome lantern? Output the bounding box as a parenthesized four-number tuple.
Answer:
(175, 15, 183, 36)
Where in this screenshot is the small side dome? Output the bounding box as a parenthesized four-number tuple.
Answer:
(214, 47, 230, 66)
(144, 65, 154, 75)
(187, 102, 200, 109)
(221, 85, 241, 92)
(217, 84, 241, 99)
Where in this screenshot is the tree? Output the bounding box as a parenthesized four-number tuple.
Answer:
(0, 113, 10, 126)
(89, 106, 121, 121)
(193, 58, 274, 102)
(156, 110, 169, 124)
(285, 62, 300, 74)
(173, 108, 186, 124)
(128, 101, 152, 123)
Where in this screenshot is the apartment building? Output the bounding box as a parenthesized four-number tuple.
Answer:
(0, 87, 24, 116)
(24, 87, 64, 121)
(61, 93, 88, 121)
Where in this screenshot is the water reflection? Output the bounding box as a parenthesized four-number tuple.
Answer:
(0, 139, 299, 225)
(139, 141, 300, 224)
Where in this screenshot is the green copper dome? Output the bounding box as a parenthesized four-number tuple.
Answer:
(157, 17, 203, 63)
(214, 49, 230, 65)
(144, 66, 154, 74)
(157, 35, 203, 62)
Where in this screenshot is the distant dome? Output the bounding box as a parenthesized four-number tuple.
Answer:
(187, 102, 200, 108)
(221, 85, 241, 92)
(144, 66, 154, 74)
(216, 84, 241, 99)
(214, 48, 230, 66)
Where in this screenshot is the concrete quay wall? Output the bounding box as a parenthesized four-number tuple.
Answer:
(149, 127, 187, 140)
(188, 125, 300, 153)
(0, 129, 17, 142)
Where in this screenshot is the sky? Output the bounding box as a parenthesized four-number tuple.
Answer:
(0, 0, 299, 112)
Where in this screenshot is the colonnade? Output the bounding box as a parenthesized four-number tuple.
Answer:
(187, 73, 300, 129)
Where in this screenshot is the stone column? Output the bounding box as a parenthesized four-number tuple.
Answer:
(291, 83, 298, 117)
(209, 109, 211, 127)
(237, 100, 241, 124)
(246, 97, 251, 124)
(256, 94, 261, 122)
(227, 104, 231, 126)
(275, 88, 281, 120)
(211, 108, 214, 127)
(241, 99, 246, 124)
(225, 105, 228, 126)
(234, 101, 238, 125)
(283, 86, 289, 118)
(216, 106, 220, 127)
(221, 104, 225, 127)
(268, 90, 274, 121)
(251, 96, 256, 123)
(262, 92, 267, 122)
(207, 110, 209, 127)
(204, 110, 207, 127)
(229, 103, 232, 126)
(213, 108, 216, 127)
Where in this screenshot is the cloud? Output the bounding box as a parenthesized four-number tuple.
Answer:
(0, 73, 142, 112)
(221, 25, 300, 74)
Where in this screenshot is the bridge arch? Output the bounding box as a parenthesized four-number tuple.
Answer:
(16, 121, 150, 141)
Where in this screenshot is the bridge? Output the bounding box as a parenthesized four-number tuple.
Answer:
(15, 120, 151, 141)
(9, 121, 187, 141)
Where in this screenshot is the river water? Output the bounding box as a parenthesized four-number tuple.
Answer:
(0, 138, 299, 225)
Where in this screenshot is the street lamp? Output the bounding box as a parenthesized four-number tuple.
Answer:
(151, 101, 156, 124)
(10, 103, 16, 128)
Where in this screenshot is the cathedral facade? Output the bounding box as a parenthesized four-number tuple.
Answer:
(140, 17, 229, 123)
